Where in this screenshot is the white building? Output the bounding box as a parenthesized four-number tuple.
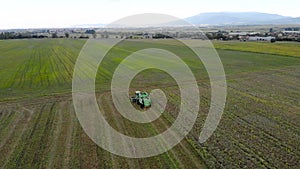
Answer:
(248, 36, 275, 42)
(282, 31, 300, 34)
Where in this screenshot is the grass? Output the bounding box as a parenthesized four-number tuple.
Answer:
(213, 41, 300, 58)
(0, 38, 299, 168)
(0, 39, 85, 100)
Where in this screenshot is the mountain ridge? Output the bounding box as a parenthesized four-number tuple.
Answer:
(70, 12, 300, 28)
(185, 12, 300, 25)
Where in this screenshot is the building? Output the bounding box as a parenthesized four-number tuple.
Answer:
(282, 31, 300, 34)
(248, 36, 276, 42)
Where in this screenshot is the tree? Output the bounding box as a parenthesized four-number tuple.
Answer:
(205, 33, 213, 40)
(85, 29, 96, 34)
(52, 33, 58, 38)
(271, 38, 276, 43)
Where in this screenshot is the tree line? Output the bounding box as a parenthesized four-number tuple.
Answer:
(0, 32, 90, 40)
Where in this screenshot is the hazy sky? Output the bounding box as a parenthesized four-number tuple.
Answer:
(1, 0, 299, 29)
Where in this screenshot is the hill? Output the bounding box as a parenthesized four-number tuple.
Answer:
(185, 12, 300, 25)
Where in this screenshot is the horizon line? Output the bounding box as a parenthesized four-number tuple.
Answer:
(1, 11, 300, 30)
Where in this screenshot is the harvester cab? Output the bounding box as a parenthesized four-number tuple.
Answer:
(130, 91, 152, 108)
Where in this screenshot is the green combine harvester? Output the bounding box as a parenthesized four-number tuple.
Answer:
(130, 91, 152, 108)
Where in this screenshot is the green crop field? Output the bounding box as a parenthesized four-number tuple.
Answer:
(213, 41, 300, 58)
(0, 39, 299, 169)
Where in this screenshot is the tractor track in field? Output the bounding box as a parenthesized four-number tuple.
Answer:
(217, 127, 272, 168)
(46, 102, 63, 169)
(0, 110, 22, 149)
(222, 114, 282, 168)
(0, 86, 297, 168)
(236, 111, 300, 156)
(98, 92, 152, 169)
(227, 67, 300, 109)
(98, 91, 206, 169)
(9, 51, 32, 88)
(0, 106, 34, 168)
(52, 48, 73, 80)
(151, 114, 205, 169)
(23, 50, 39, 88)
(0, 109, 3, 119)
(35, 50, 43, 88)
(32, 102, 57, 168)
(0, 109, 12, 133)
(52, 51, 68, 85)
(96, 94, 118, 169)
(14, 104, 46, 168)
(102, 94, 138, 169)
(227, 112, 300, 167)
(233, 89, 299, 138)
(62, 102, 76, 169)
(52, 48, 70, 83)
(228, 85, 300, 133)
(0, 39, 299, 168)
(61, 46, 76, 65)
(48, 51, 61, 85)
(0, 72, 297, 167)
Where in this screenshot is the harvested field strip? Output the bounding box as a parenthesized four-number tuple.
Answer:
(0, 110, 22, 148)
(97, 92, 206, 169)
(227, 82, 300, 131)
(225, 113, 297, 168)
(0, 107, 34, 168)
(4, 104, 47, 168)
(226, 66, 300, 108)
(227, 102, 300, 158)
(46, 101, 63, 168)
(0, 85, 298, 168)
(0, 110, 18, 137)
(69, 118, 81, 168)
(62, 102, 76, 168)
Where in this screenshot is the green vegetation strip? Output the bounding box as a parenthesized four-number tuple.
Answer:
(213, 41, 300, 58)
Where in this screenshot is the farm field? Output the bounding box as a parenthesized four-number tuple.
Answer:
(213, 41, 300, 58)
(0, 39, 299, 168)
